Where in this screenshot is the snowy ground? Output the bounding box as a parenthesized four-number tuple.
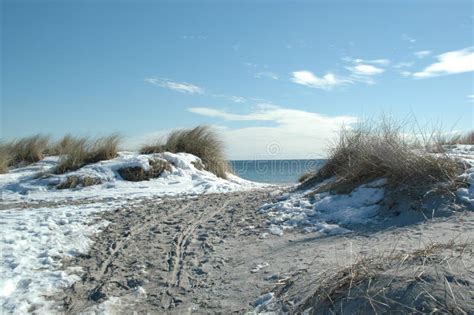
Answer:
(0, 152, 264, 314)
(258, 145, 474, 237)
(453, 145, 474, 207)
(0, 152, 262, 202)
(1, 146, 473, 314)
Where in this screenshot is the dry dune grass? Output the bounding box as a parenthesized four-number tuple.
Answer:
(0, 146, 11, 174)
(54, 135, 121, 174)
(56, 175, 103, 189)
(299, 118, 466, 199)
(141, 126, 231, 179)
(117, 158, 171, 181)
(0, 134, 88, 173)
(438, 131, 474, 145)
(292, 241, 473, 314)
(47, 134, 78, 155)
(461, 131, 474, 144)
(1, 135, 50, 167)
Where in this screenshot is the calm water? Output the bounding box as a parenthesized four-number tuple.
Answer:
(230, 159, 326, 184)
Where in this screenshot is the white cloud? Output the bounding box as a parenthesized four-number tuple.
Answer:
(243, 62, 258, 68)
(342, 57, 390, 66)
(349, 64, 385, 76)
(146, 76, 248, 103)
(211, 94, 247, 103)
(145, 77, 204, 94)
(414, 50, 431, 58)
(291, 71, 350, 90)
(468, 95, 474, 102)
(254, 71, 279, 80)
(228, 96, 246, 103)
(413, 47, 474, 78)
(354, 58, 390, 66)
(188, 107, 259, 120)
(188, 105, 358, 159)
(180, 34, 207, 40)
(402, 34, 416, 43)
(342, 57, 388, 85)
(393, 61, 414, 69)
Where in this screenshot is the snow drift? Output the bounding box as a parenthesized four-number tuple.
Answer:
(0, 152, 263, 314)
(259, 145, 473, 237)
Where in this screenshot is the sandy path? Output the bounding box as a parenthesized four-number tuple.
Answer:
(54, 189, 474, 314)
(57, 189, 279, 314)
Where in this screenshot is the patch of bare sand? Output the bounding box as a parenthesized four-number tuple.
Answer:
(52, 189, 474, 314)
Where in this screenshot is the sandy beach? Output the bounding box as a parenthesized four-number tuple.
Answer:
(16, 188, 469, 314)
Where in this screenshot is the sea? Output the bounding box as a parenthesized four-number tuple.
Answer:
(229, 159, 326, 184)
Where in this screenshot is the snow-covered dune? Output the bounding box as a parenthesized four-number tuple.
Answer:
(0, 152, 262, 203)
(258, 145, 474, 237)
(0, 152, 264, 314)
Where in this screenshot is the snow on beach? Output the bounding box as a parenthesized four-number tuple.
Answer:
(454, 145, 474, 207)
(0, 152, 262, 202)
(1, 202, 116, 314)
(0, 152, 264, 314)
(259, 179, 385, 236)
(1, 146, 473, 314)
(259, 145, 474, 237)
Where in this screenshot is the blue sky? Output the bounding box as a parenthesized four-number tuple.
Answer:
(2, 0, 473, 159)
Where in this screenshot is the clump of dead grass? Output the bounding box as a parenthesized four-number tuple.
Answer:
(438, 131, 474, 146)
(1, 135, 50, 167)
(54, 135, 121, 174)
(300, 117, 466, 199)
(56, 175, 102, 189)
(0, 146, 12, 174)
(298, 170, 318, 183)
(140, 140, 164, 155)
(117, 158, 171, 181)
(291, 241, 473, 314)
(140, 126, 231, 178)
(46, 134, 78, 156)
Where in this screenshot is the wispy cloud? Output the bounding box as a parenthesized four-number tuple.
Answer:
(402, 33, 416, 43)
(414, 50, 431, 58)
(211, 94, 247, 103)
(343, 57, 390, 66)
(145, 76, 247, 103)
(188, 105, 358, 159)
(291, 71, 350, 90)
(145, 77, 204, 94)
(413, 47, 474, 78)
(292, 56, 390, 90)
(243, 62, 258, 68)
(244, 62, 280, 80)
(254, 71, 279, 80)
(341, 57, 388, 85)
(180, 34, 207, 40)
(393, 61, 414, 69)
(348, 64, 385, 76)
(468, 95, 474, 103)
(188, 107, 257, 121)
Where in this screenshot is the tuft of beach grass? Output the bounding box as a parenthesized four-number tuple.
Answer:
(141, 125, 231, 179)
(299, 116, 467, 201)
(54, 135, 121, 174)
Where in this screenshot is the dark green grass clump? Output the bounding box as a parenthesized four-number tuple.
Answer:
(140, 126, 231, 179)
